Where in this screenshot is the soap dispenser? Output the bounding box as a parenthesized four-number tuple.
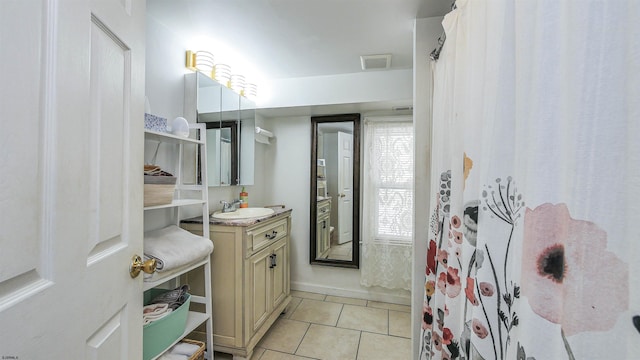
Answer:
(239, 187, 248, 208)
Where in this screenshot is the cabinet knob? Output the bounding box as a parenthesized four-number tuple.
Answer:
(129, 255, 157, 278)
(265, 230, 278, 240)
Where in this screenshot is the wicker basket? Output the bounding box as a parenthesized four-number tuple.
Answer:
(182, 339, 205, 360)
(144, 175, 176, 207)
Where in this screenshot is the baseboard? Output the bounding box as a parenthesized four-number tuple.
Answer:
(291, 281, 411, 305)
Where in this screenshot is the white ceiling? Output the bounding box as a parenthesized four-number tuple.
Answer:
(147, 0, 451, 81)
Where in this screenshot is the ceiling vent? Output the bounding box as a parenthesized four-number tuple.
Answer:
(360, 54, 392, 71)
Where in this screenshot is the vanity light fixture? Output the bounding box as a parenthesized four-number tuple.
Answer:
(185, 50, 197, 71)
(244, 83, 258, 99)
(185, 50, 215, 76)
(212, 63, 232, 87)
(185, 50, 258, 99)
(229, 74, 246, 95)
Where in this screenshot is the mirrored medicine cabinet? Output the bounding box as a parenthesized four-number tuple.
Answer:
(184, 72, 255, 186)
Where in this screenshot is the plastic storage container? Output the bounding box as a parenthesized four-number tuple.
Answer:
(143, 288, 191, 360)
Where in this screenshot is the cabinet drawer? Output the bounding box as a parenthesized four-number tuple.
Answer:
(247, 218, 288, 255)
(317, 199, 331, 215)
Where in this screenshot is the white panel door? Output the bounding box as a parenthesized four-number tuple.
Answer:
(0, 0, 145, 358)
(337, 132, 353, 244)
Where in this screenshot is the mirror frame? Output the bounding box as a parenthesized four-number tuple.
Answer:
(204, 120, 239, 186)
(310, 113, 360, 268)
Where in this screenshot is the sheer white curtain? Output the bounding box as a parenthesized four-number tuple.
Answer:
(420, 0, 639, 359)
(361, 118, 414, 290)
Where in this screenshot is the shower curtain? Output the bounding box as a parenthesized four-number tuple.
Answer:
(420, 0, 639, 359)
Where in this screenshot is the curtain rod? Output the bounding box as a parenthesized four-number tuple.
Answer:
(429, 1, 458, 61)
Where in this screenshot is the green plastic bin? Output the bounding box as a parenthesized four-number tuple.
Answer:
(143, 288, 191, 360)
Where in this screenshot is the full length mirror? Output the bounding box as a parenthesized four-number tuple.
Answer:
(310, 114, 360, 268)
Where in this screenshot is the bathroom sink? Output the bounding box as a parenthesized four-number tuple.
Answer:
(211, 207, 275, 220)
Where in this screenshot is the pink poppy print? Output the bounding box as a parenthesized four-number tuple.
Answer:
(521, 203, 628, 336)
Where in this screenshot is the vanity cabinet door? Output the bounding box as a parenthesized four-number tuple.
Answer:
(316, 199, 331, 258)
(271, 237, 289, 311)
(246, 235, 289, 340)
(316, 218, 325, 257)
(247, 245, 271, 336)
(316, 213, 330, 258)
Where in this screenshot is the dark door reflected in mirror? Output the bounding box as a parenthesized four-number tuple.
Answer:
(310, 114, 360, 268)
(205, 121, 238, 185)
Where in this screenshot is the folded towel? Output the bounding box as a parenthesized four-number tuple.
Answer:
(149, 285, 189, 310)
(143, 302, 169, 315)
(144, 254, 165, 271)
(143, 303, 173, 325)
(143, 309, 172, 325)
(169, 342, 201, 357)
(143, 225, 214, 274)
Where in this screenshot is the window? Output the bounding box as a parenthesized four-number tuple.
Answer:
(364, 120, 414, 244)
(361, 118, 414, 290)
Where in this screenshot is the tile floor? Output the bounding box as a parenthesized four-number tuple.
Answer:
(214, 290, 412, 360)
(325, 241, 352, 261)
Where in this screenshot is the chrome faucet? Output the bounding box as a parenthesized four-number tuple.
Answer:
(220, 199, 244, 213)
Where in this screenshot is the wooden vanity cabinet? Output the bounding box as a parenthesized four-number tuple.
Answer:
(181, 211, 291, 359)
(316, 198, 331, 258)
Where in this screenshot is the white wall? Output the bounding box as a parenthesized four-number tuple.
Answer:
(145, 15, 189, 121)
(412, 16, 444, 360)
(260, 70, 413, 109)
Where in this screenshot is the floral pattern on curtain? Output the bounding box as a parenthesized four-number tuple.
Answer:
(420, 0, 639, 359)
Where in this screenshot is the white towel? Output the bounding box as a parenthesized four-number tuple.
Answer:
(143, 303, 173, 325)
(143, 225, 213, 274)
(169, 342, 201, 356)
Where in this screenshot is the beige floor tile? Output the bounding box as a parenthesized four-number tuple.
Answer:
(325, 295, 367, 307)
(328, 242, 351, 256)
(367, 300, 411, 313)
(388, 310, 411, 338)
(259, 349, 316, 360)
(356, 332, 411, 360)
(282, 296, 303, 319)
(291, 290, 326, 301)
(290, 299, 343, 326)
(257, 318, 310, 354)
(328, 254, 351, 261)
(337, 304, 388, 334)
(296, 324, 360, 360)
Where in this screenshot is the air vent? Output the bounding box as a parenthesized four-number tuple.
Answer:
(360, 54, 392, 70)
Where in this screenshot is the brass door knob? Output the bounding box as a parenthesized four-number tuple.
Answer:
(130, 255, 157, 278)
